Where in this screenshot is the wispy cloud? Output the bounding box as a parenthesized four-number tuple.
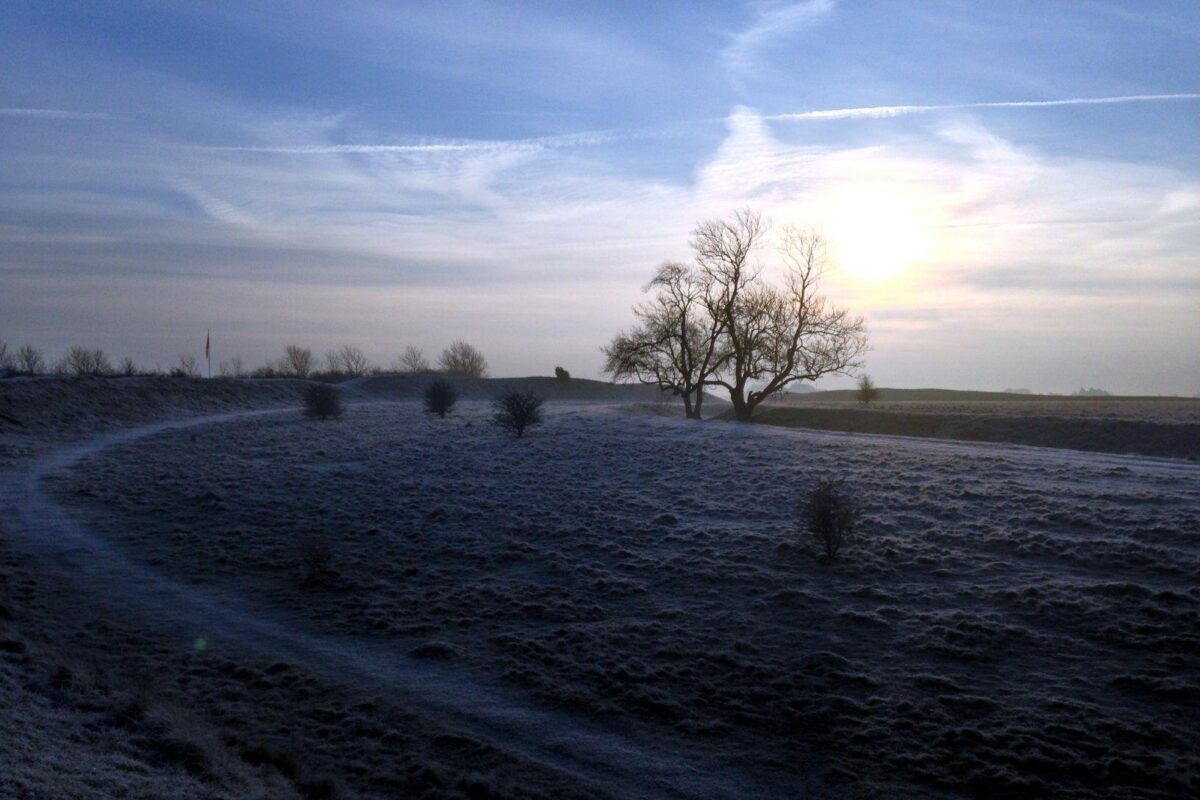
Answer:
(197, 129, 629, 156)
(0, 107, 112, 120)
(722, 1, 839, 76)
(767, 93, 1200, 121)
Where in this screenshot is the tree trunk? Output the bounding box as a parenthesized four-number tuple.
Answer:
(693, 389, 705, 420)
(730, 390, 753, 421)
(682, 391, 694, 419)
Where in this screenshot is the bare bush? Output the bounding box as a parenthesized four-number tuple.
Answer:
(251, 360, 282, 378)
(117, 357, 138, 377)
(15, 344, 45, 375)
(857, 374, 880, 406)
(798, 478, 859, 563)
(283, 345, 314, 378)
(326, 345, 370, 377)
(439, 340, 488, 378)
(493, 391, 544, 438)
(0, 340, 11, 373)
(172, 354, 200, 378)
(58, 346, 113, 377)
(395, 345, 430, 374)
(604, 261, 721, 420)
(303, 383, 342, 420)
(424, 378, 457, 418)
(218, 356, 244, 378)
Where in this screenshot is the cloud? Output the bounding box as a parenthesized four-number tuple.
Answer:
(0, 107, 112, 120)
(2, 94, 1196, 390)
(766, 93, 1200, 121)
(721, 1, 839, 77)
(196, 129, 630, 156)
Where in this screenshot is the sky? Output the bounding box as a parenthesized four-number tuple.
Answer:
(1, 1, 1198, 393)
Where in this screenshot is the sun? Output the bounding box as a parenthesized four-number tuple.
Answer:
(827, 186, 932, 282)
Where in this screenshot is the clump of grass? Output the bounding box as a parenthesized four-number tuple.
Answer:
(302, 384, 342, 420)
(798, 478, 859, 563)
(492, 390, 544, 438)
(423, 378, 458, 418)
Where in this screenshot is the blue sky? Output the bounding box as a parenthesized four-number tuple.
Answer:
(2, 1, 1197, 392)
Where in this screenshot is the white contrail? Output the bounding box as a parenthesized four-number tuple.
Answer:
(203, 129, 626, 155)
(205, 143, 491, 154)
(767, 93, 1200, 121)
(0, 107, 111, 120)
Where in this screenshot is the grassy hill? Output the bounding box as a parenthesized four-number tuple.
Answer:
(348, 373, 675, 403)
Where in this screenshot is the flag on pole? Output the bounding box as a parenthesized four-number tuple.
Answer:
(205, 329, 211, 378)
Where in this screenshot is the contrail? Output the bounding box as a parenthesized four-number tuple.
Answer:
(205, 142, 494, 154)
(202, 129, 627, 155)
(0, 107, 111, 120)
(766, 93, 1200, 121)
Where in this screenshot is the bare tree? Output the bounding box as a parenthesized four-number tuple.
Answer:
(856, 374, 879, 406)
(326, 345, 370, 377)
(58, 347, 113, 377)
(702, 222, 867, 420)
(117, 357, 138, 377)
(218, 356, 245, 378)
(282, 345, 314, 378)
(395, 346, 430, 374)
(607, 211, 867, 421)
(439, 340, 488, 378)
(0, 340, 11, 373)
(603, 262, 725, 419)
(174, 354, 200, 378)
(493, 391, 544, 438)
(15, 345, 45, 375)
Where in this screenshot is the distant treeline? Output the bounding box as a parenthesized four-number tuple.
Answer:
(0, 339, 573, 384)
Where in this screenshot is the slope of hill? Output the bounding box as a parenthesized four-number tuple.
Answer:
(348, 374, 676, 403)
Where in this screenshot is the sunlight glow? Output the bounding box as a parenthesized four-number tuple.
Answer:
(827, 185, 933, 282)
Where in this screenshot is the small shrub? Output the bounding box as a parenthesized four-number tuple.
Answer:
(554, 366, 571, 386)
(297, 534, 334, 587)
(438, 340, 488, 377)
(798, 478, 858, 563)
(218, 356, 244, 378)
(171, 354, 200, 378)
(303, 384, 342, 420)
(283, 345, 314, 378)
(326, 345, 369, 377)
(493, 391, 544, 438)
(856, 374, 879, 406)
(395, 345, 429, 373)
(15, 344, 45, 375)
(424, 378, 457, 418)
(58, 346, 112, 377)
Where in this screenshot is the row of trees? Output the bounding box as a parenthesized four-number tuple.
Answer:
(0, 339, 491, 380)
(604, 209, 868, 421)
(256, 340, 488, 379)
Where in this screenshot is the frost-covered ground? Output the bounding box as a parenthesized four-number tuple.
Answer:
(45, 400, 1200, 798)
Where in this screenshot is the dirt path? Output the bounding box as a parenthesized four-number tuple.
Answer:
(0, 407, 808, 800)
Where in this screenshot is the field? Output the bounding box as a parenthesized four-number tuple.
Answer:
(1, 379, 1198, 798)
(753, 392, 1200, 459)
